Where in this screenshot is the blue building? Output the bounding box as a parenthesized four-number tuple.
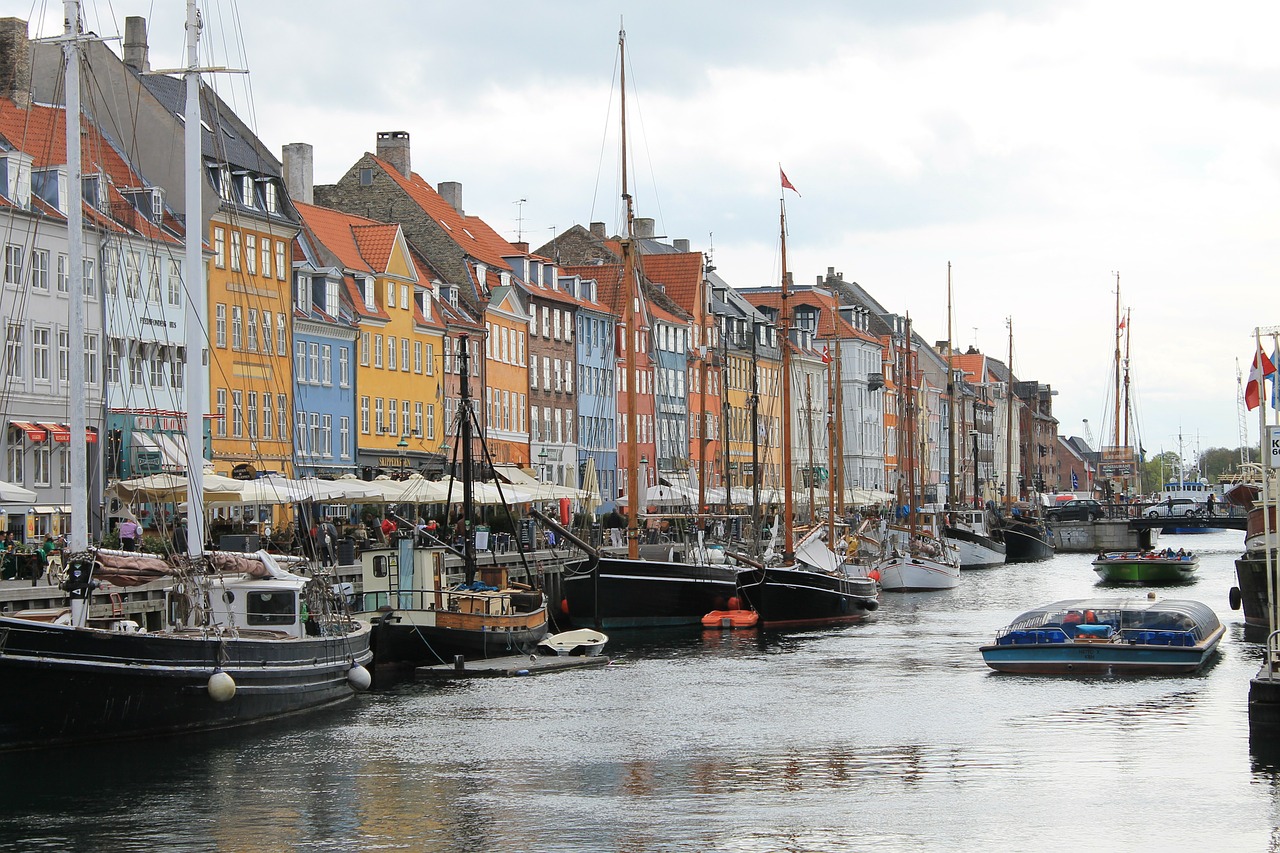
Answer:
(564, 272, 617, 514)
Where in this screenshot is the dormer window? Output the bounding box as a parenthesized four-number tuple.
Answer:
(150, 187, 164, 222)
(262, 180, 278, 214)
(240, 175, 256, 207)
(363, 277, 376, 311)
(216, 166, 232, 202)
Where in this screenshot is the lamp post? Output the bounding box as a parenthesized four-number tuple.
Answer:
(970, 428, 981, 509)
(538, 448, 549, 484)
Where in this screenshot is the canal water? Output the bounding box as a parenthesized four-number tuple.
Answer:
(2, 529, 1279, 851)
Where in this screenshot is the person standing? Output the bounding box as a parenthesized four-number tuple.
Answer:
(118, 517, 140, 552)
(1206, 492, 1216, 517)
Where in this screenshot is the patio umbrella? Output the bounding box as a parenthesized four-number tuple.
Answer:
(0, 478, 37, 503)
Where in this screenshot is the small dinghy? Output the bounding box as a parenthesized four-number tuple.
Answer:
(537, 629, 608, 657)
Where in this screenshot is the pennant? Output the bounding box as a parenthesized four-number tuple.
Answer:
(1246, 346, 1276, 410)
(780, 167, 800, 197)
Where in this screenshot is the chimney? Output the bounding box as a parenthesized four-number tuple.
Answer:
(512, 241, 529, 254)
(281, 142, 314, 205)
(123, 16, 150, 72)
(634, 217, 655, 239)
(437, 181, 462, 215)
(673, 238, 689, 253)
(0, 18, 32, 109)
(589, 221, 607, 239)
(376, 130, 411, 177)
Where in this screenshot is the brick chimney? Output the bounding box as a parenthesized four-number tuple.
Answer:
(634, 217, 655, 239)
(123, 16, 150, 72)
(438, 181, 462, 215)
(0, 18, 32, 109)
(512, 241, 529, 254)
(376, 130, 411, 177)
(281, 142, 313, 205)
(673, 238, 689, 253)
(589, 222, 607, 239)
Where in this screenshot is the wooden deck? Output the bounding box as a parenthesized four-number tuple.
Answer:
(415, 652, 611, 681)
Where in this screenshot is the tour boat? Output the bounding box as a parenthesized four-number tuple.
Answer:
(1092, 549, 1199, 584)
(980, 597, 1224, 674)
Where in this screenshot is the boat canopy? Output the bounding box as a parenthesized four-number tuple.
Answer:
(1005, 598, 1220, 634)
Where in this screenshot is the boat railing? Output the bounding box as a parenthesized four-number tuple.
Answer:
(1115, 627, 1199, 647)
(1265, 630, 1280, 679)
(363, 586, 542, 617)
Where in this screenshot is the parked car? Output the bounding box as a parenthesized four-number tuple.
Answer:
(1045, 499, 1105, 522)
(1146, 498, 1202, 518)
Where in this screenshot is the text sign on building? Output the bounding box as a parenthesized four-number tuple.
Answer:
(1270, 426, 1280, 468)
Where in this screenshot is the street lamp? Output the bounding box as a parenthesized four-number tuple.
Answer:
(538, 448, 549, 483)
(640, 454, 649, 488)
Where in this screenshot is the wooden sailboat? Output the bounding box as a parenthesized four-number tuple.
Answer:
(0, 1, 372, 752)
(561, 28, 739, 630)
(998, 317, 1055, 562)
(734, 177, 880, 626)
(875, 316, 961, 591)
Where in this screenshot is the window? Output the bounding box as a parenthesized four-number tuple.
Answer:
(360, 397, 370, 434)
(359, 167, 373, 186)
(340, 348, 350, 388)
(541, 307, 549, 338)
(124, 250, 141, 298)
(246, 310, 258, 352)
(56, 253, 68, 294)
(262, 393, 272, 438)
(295, 342, 306, 382)
(553, 310, 561, 340)
(6, 322, 24, 379)
(277, 395, 288, 441)
(309, 343, 320, 384)
(7, 446, 23, 484)
(106, 338, 121, 384)
(230, 231, 241, 271)
(276, 315, 287, 356)
(262, 311, 273, 354)
(214, 227, 225, 268)
(245, 234, 257, 275)
(102, 249, 118, 295)
(517, 331, 525, 365)
(415, 402, 425, 437)
(340, 416, 350, 458)
(82, 258, 95, 298)
(388, 398, 398, 436)
(413, 341, 423, 374)
(322, 414, 332, 455)
(401, 401, 410, 436)
(59, 449, 70, 485)
(31, 327, 48, 381)
(5, 244, 23, 286)
(374, 398, 384, 433)
(247, 392, 258, 439)
(502, 390, 511, 431)
(400, 284, 410, 309)
(215, 304, 226, 348)
(149, 346, 165, 386)
(374, 334, 383, 368)
(276, 242, 285, 280)
(360, 332, 370, 366)
(57, 330, 68, 382)
(168, 259, 182, 305)
(216, 389, 227, 436)
(240, 174, 255, 207)
(424, 343, 434, 375)
(310, 413, 320, 455)
(387, 336, 396, 371)
(264, 181, 279, 215)
(231, 390, 243, 437)
(231, 306, 243, 350)
(172, 347, 185, 388)
(385, 280, 394, 309)
(261, 238, 271, 278)
(401, 338, 409, 372)
(30, 249, 49, 291)
(321, 345, 332, 385)
(245, 590, 296, 627)
(147, 254, 162, 302)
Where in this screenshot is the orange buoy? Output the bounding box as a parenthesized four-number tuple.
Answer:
(559, 598, 570, 615)
(727, 596, 741, 611)
(868, 569, 881, 582)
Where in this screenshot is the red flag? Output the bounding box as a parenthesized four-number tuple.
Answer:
(1246, 346, 1276, 410)
(780, 167, 800, 197)
(821, 342, 831, 364)
(1118, 315, 1126, 332)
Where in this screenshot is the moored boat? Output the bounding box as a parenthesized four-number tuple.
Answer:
(980, 597, 1224, 674)
(944, 507, 1006, 570)
(702, 609, 759, 629)
(537, 628, 608, 657)
(1092, 549, 1198, 584)
(1000, 509, 1055, 563)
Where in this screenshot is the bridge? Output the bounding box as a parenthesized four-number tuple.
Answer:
(1125, 515, 1246, 532)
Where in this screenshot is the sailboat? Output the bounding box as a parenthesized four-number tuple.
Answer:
(0, 2, 371, 752)
(996, 317, 1055, 563)
(734, 183, 881, 626)
(941, 264, 1006, 569)
(875, 316, 961, 591)
(355, 332, 549, 664)
(561, 28, 739, 629)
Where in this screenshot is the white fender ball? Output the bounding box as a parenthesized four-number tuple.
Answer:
(207, 670, 237, 702)
(347, 664, 372, 691)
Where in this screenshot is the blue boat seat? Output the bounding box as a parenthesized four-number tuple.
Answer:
(1075, 624, 1112, 639)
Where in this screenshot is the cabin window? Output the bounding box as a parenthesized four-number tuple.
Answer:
(372, 555, 389, 578)
(245, 590, 297, 626)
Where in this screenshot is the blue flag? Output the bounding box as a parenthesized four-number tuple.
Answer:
(1071, 471, 1078, 490)
(1272, 343, 1280, 409)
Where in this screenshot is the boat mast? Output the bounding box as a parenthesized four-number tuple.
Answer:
(696, 264, 708, 520)
(778, 198, 794, 561)
(833, 329, 845, 517)
(1005, 316, 1014, 507)
(946, 262, 954, 512)
(62, 0, 88, 554)
(1122, 306, 1132, 495)
(458, 334, 477, 583)
(181, 0, 207, 557)
(826, 325, 837, 548)
(805, 375, 816, 524)
(750, 320, 760, 554)
(903, 317, 917, 535)
(1112, 272, 1122, 452)
(721, 314, 731, 518)
(619, 27, 640, 561)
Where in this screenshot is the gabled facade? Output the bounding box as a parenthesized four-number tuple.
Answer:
(561, 271, 617, 510)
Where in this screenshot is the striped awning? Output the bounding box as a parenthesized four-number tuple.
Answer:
(10, 421, 47, 441)
(38, 422, 70, 442)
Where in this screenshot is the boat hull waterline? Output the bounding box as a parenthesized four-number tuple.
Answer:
(563, 557, 739, 629)
(736, 566, 879, 628)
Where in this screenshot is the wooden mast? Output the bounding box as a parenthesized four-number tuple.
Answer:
(826, 324, 837, 548)
(903, 317, 917, 535)
(778, 198, 794, 561)
(1122, 306, 1132, 495)
(1005, 317, 1014, 507)
(946, 262, 955, 512)
(619, 27, 640, 561)
(1113, 273, 1122, 451)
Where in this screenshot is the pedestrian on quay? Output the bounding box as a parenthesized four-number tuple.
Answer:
(1206, 493, 1216, 517)
(118, 517, 140, 551)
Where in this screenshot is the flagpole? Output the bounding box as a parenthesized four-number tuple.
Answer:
(1258, 327, 1276, 647)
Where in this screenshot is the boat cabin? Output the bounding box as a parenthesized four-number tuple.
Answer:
(169, 574, 308, 639)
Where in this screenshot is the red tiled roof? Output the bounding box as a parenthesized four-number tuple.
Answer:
(636, 253, 703, 313)
(350, 224, 401, 273)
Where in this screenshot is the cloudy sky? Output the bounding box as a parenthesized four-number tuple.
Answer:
(38, 1, 1280, 467)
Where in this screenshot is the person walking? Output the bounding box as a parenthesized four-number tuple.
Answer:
(118, 517, 140, 552)
(1206, 492, 1216, 517)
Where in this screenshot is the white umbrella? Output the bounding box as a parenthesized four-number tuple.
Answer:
(437, 476, 534, 505)
(0, 478, 37, 503)
(617, 484, 695, 507)
(206, 476, 330, 505)
(322, 476, 386, 503)
(113, 471, 243, 503)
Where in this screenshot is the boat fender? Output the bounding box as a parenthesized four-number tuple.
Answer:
(868, 569, 881, 582)
(347, 664, 372, 692)
(207, 670, 237, 702)
(560, 598, 570, 616)
(864, 598, 880, 612)
(530, 654, 538, 663)
(1229, 587, 1242, 611)
(515, 669, 531, 676)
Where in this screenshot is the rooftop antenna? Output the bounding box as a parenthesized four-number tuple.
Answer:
(705, 231, 715, 274)
(514, 198, 528, 242)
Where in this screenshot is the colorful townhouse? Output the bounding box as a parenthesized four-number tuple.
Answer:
(561, 270, 618, 510)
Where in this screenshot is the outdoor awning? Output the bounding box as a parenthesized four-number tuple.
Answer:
(493, 464, 541, 487)
(38, 422, 70, 442)
(131, 432, 160, 452)
(153, 433, 190, 470)
(33, 505, 58, 514)
(34, 423, 96, 443)
(10, 421, 47, 441)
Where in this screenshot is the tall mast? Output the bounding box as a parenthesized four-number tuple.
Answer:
(833, 329, 845, 517)
(696, 264, 708, 520)
(182, 0, 207, 556)
(63, 0, 88, 553)
(945, 262, 954, 511)
(458, 334, 477, 583)
(1005, 316, 1014, 506)
(721, 317, 731, 517)
(778, 199, 794, 560)
(826, 327, 837, 548)
(903, 317, 916, 533)
(619, 27, 640, 561)
(805, 375, 816, 524)
(1112, 272, 1122, 450)
(750, 321, 760, 554)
